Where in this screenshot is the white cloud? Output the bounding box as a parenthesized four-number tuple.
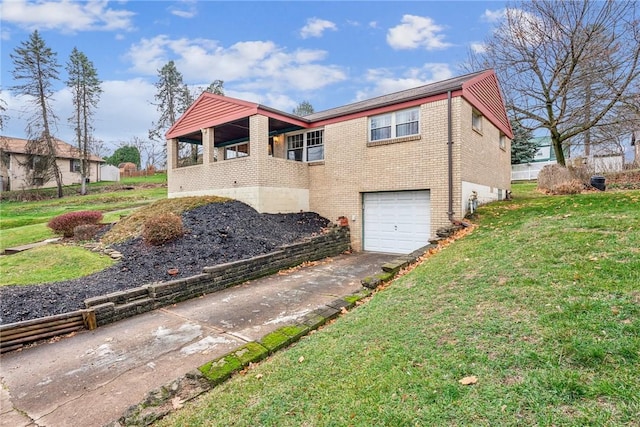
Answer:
(354, 63, 453, 101)
(0, 0, 136, 33)
(124, 36, 347, 92)
(93, 79, 157, 146)
(300, 18, 337, 39)
(170, 0, 198, 19)
(470, 42, 487, 54)
(387, 15, 451, 51)
(481, 8, 506, 23)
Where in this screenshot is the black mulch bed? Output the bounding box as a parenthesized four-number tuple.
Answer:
(0, 200, 332, 325)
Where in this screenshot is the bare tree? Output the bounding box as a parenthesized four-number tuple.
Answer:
(10, 30, 64, 196)
(66, 47, 102, 195)
(0, 96, 8, 131)
(470, 0, 640, 166)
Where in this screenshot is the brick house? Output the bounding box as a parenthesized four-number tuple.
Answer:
(0, 136, 104, 192)
(166, 70, 513, 254)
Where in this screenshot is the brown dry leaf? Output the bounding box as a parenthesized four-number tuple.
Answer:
(340, 307, 348, 314)
(458, 376, 478, 385)
(171, 396, 183, 410)
(255, 373, 264, 380)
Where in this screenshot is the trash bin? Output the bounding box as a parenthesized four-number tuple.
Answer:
(590, 175, 606, 191)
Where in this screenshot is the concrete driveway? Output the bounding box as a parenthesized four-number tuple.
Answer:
(0, 251, 397, 427)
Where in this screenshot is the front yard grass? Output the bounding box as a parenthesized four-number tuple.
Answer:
(0, 175, 167, 251)
(157, 186, 640, 426)
(0, 245, 114, 286)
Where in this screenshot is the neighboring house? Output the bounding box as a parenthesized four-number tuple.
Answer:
(166, 70, 513, 254)
(511, 136, 557, 181)
(0, 136, 104, 192)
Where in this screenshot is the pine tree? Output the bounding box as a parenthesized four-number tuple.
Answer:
(148, 61, 191, 167)
(510, 120, 537, 164)
(66, 47, 102, 195)
(292, 100, 314, 117)
(10, 30, 64, 197)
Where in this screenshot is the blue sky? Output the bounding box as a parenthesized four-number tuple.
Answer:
(0, 0, 508, 155)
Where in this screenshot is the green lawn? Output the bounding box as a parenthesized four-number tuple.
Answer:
(0, 175, 167, 251)
(157, 185, 640, 426)
(0, 245, 114, 286)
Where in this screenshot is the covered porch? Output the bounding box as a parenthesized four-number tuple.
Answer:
(166, 93, 316, 213)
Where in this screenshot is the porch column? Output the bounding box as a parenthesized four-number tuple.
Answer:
(249, 114, 269, 158)
(202, 127, 215, 163)
(167, 138, 178, 169)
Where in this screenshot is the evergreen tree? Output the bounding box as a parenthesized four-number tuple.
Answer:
(66, 47, 102, 195)
(148, 61, 191, 167)
(204, 80, 224, 95)
(292, 100, 314, 116)
(510, 119, 537, 164)
(10, 30, 64, 197)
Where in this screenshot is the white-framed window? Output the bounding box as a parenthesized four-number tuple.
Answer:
(71, 159, 81, 172)
(472, 110, 483, 133)
(369, 107, 419, 142)
(287, 129, 324, 162)
(224, 142, 249, 160)
(499, 134, 506, 150)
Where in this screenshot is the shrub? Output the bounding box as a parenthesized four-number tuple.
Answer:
(48, 211, 104, 238)
(74, 224, 103, 241)
(142, 213, 184, 246)
(538, 164, 590, 194)
(552, 179, 585, 195)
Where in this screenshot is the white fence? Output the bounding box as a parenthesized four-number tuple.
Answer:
(511, 161, 556, 181)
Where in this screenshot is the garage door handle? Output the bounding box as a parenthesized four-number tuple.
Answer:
(394, 225, 397, 231)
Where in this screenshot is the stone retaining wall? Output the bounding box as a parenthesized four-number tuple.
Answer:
(85, 226, 351, 327)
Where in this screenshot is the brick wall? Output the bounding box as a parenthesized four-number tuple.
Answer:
(459, 99, 512, 191)
(308, 99, 462, 251)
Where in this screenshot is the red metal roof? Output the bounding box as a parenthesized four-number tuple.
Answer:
(167, 70, 513, 140)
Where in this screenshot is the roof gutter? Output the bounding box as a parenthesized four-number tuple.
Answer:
(447, 90, 454, 222)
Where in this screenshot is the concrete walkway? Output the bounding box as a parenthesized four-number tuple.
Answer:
(0, 252, 396, 427)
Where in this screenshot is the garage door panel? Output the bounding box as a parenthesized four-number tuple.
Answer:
(363, 191, 430, 254)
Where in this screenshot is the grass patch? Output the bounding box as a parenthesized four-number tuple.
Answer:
(157, 186, 640, 426)
(0, 186, 167, 230)
(0, 223, 55, 251)
(0, 245, 114, 286)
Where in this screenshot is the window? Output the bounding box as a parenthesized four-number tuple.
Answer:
(224, 142, 249, 160)
(287, 134, 304, 161)
(1, 152, 10, 170)
(472, 110, 483, 133)
(71, 159, 81, 172)
(499, 134, 506, 150)
(369, 107, 419, 141)
(287, 130, 324, 162)
(28, 155, 47, 171)
(306, 130, 324, 162)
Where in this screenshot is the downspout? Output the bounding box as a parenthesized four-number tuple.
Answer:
(447, 90, 454, 222)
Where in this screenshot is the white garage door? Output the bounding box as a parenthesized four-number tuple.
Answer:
(363, 190, 431, 254)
